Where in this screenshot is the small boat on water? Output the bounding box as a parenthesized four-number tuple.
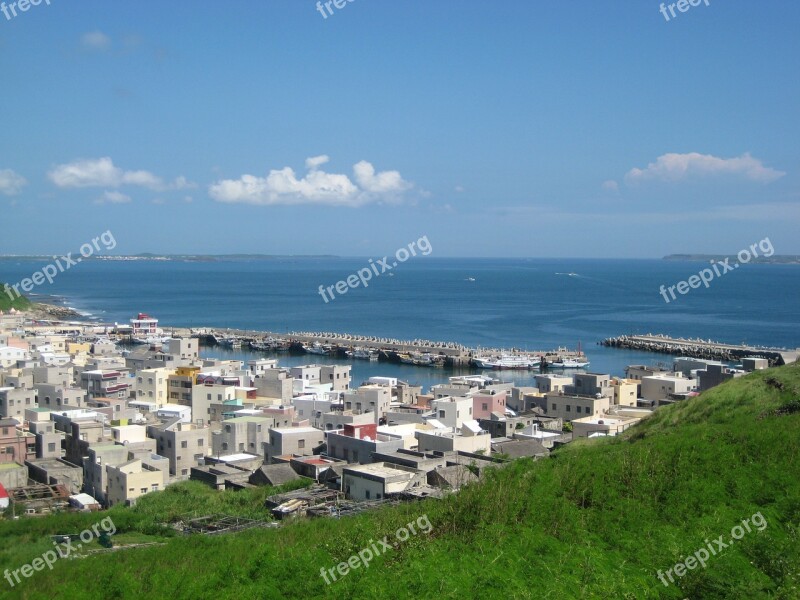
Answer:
(550, 358, 590, 368)
(346, 347, 380, 361)
(219, 337, 243, 348)
(304, 342, 333, 355)
(473, 354, 540, 370)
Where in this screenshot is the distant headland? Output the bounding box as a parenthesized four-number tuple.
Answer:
(663, 254, 800, 265)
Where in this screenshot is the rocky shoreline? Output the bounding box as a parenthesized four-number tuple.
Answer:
(25, 303, 84, 321)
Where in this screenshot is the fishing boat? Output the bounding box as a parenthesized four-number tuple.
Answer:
(550, 358, 590, 368)
(303, 342, 333, 355)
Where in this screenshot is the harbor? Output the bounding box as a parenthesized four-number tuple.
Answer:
(168, 327, 591, 371)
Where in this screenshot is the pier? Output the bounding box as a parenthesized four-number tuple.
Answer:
(601, 334, 799, 366)
(167, 326, 588, 369)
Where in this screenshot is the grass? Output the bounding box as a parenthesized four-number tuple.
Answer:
(2, 363, 800, 599)
(0, 283, 31, 312)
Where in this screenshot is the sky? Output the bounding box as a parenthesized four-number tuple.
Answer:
(1, 0, 798, 258)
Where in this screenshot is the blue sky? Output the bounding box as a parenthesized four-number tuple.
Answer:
(1, 0, 798, 257)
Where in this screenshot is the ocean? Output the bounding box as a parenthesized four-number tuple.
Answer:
(2, 257, 798, 386)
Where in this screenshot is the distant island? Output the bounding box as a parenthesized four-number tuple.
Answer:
(0, 254, 339, 262)
(664, 254, 800, 265)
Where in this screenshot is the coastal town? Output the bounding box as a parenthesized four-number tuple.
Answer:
(0, 308, 776, 518)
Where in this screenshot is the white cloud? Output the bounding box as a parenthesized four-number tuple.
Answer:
(81, 31, 111, 51)
(305, 155, 330, 170)
(624, 152, 785, 185)
(601, 180, 619, 192)
(454, 185, 465, 193)
(209, 157, 414, 207)
(0, 169, 26, 196)
(48, 157, 192, 192)
(95, 190, 132, 205)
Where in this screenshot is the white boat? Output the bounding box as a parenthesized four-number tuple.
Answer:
(347, 347, 379, 360)
(474, 355, 539, 370)
(304, 342, 332, 355)
(550, 358, 590, 368)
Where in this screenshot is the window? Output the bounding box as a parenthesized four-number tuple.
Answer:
(198, 439, 204, 447)
(439, 410, 445, 418)
(222, 443, 228, 451)
(298, 439, 305, 449)
(141, 488, 148, 494)
(181, 469, 188, 476)
(566, 406, 571, 412)
(552, 404, 556, 410)
(48, 442, 56, 452)
(482, 403, 488, 411)
(365, 490, 370, 499)
(181, 441, 188, 448)
(207, 393, 211, 400)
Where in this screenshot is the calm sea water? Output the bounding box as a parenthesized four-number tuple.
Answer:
(2, 257, 798, 384)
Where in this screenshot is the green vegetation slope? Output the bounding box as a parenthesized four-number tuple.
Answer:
(2, 364, 799, 599)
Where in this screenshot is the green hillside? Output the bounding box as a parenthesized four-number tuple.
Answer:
(3, 364, 800, 599)
(0, 284, 31, 312)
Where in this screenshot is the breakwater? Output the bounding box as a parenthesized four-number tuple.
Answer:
(600, 334, 798, 366)
(171, 327, 588, 369)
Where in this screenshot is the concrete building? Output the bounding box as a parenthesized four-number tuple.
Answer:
(264, 426, 326, 463)
(342, 384, 391, 423)
(167, 366, 200, 405)
(542, 393, 611, 422)
(105, 456, 169, 507)
(610, 378, 638, 407)
(325, 423, 405, 465)
(572, 415, 642, 438)
(37, 384, 85, 411)
(414, 422, 492, 455)
(0, 386, 37, 420)
(0, 418, 36, 464)
(133, 367, 172, 406)
(147, 421, 209, 478)
(192, 382, 236, 425)
(342, 462, 425, 501)
(534, 374, 573, 394)
(430, 396, 474, 429)
(472, 390, 507, 420)
(699, 364, 744, 392)
(564, 373, 613, 398)
(212, 416, 272, 457)
(319, 364, 351, 391)
(640, 374, 696, 402)
(81, 370, 131, 400)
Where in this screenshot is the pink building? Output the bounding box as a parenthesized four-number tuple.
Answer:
(472, 391, 507, 420)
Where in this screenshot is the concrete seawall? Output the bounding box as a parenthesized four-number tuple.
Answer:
(601, 334, 798, 366)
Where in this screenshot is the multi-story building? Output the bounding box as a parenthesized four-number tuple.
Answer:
(105, 456, 169, 507)
(430, 396, 474, 429)
(36, 384, 85, 411)
(81, 369, 131, 400)
(133, 367, 172, 406)
(212, 416, 272, 457)
(147, 421, 210, 478)
(0, 418, 36, 464)
(471, 390, 507, 420)
(0, 386, 37, 420)
(167, 366, 200, 406)
(320, 365, 351, 391)
(542, 393, 611, 422)
(264, 426, 326, 463)
(325, 423, 405, 465)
